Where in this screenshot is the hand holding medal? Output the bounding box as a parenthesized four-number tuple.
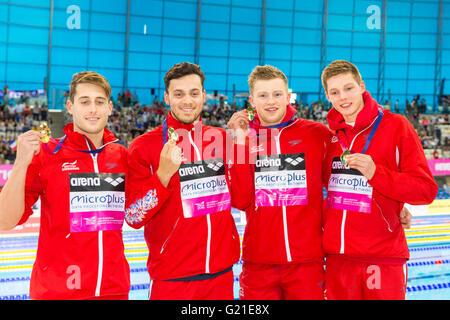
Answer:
(14, 128, 47, 167)
(335, 109, 382, 180)
(338, 109, 382, 180)
(166, 127, 182, 165)
(227, 109, 252, 145)
(157, 138, 182, 188)
(342, 153, 376, 180)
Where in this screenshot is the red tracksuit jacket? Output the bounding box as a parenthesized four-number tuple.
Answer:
(19, 123, 130, 299)
(242, 105, 333, 264)
(124, 112, 252, 280)
(323, 91, 438, 262)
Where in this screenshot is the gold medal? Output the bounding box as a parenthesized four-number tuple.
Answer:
(340, 149, 351, 166)
(33, 122, 51, 143)
(247, 105, 255, 121)
(167, 127, 178, 142)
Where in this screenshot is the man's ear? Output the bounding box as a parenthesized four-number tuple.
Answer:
(249, 95, 254, 108)
(107, 100, 113, 116)
(66, 99, 73, 115)
(360, 81, 366, 94)
(164, 91, 170, 106)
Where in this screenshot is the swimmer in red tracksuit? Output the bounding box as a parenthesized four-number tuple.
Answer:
(228, 65, 333, 299)
(321, 60, 437, 299)
(0, 71, 130, 300)
(124, 62, 252, 300)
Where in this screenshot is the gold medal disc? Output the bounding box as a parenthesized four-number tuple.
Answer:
(340, 149, 351, 166)
(33, 122, 51, 143)
(247, 105, 255, 121)
(168, 127, 179, 142)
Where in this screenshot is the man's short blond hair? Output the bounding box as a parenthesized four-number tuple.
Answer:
(69, 71, 112, 102)
(321, 60, 362, 92)
(248, 65, 288, 95)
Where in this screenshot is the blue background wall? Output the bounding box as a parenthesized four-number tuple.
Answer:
(0, 0, 448, 109)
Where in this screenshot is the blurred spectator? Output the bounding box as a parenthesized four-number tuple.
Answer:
(433, 147, 439, 159)
(7, 104, 16, 118)
(40, 102, 48, 121)
(24, 102, 31, 116)
(419, 98, 427, 114)
(436, 126, 442, 146)
(2, 85, 9, 107)
(131, 91, 139, 106)
(32, 101, 40, 121)
(406, 99, 411, 116)
(422, 117, 429, 134)
(124, 89, 132, 107)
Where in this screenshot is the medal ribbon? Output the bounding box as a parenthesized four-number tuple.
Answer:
(163, 118, 169, 145)
(261, 118, 296, 129)
(42, 136, 107, 155)
(336, 108, 383, 155)
(255, 117, 296, 139)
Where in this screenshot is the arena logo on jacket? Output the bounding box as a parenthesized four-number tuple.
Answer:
(179, 158, 231, 218)
(69, 172, 126, 232)
(254, 153, 307, 207)
(326, 157, 372, 213)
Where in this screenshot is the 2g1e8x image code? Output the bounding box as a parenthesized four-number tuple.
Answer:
(224, 304, 269, 315)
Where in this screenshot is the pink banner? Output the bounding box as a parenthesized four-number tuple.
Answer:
(255, 188, 308, 207)
(0, 164, 13, 186)
(326, 190, 372, 213)
(182, 193, 231, 218)
(428, 159, 450, 176)
(70, 211, 124, 232)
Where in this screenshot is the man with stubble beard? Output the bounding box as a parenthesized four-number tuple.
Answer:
(124, 62, 252, 299)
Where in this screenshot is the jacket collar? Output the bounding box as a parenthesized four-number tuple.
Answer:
(326, 90, 381, 134)
(252, 104, 298, 132)
(165, 110, 202, 132)
(63, 123, 118, 150)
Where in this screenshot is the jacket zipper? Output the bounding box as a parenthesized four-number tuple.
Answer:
(160, 217, 180, 254)
(92, 152, 103, 297)
(205, 214, 211, 274)
(85, 139, 103, 297)
(188, 128, 212, 273)
(373, 198, 393, 232)
(340, 210, 347, 254)
(338, 117, 380, 255)
(274, 120, 297, 262)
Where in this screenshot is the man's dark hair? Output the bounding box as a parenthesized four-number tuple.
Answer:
(164, 62, 205, 92)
